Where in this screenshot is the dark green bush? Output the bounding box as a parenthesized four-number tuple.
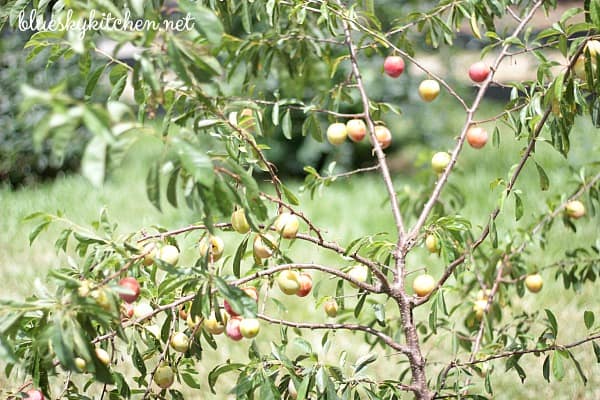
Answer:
(0, 31, 90, 187)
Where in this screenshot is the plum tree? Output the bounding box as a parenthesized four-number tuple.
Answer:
(3, 1, 600, 400)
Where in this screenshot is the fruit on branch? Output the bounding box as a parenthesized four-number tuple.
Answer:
(586, 40, 600, 59)
(468, 61, 490, 83)
(253, 233, 277, 259)
(324, 298, 338, 317)
(574, 56, 587, 80)
(288, 379, 298, 399)
(418, 79, 440, 102)
(346, 119, 367, 142)
(231, 208, 251, 234)
(431, 152, 451, 173)
(425, 234, 440, 253)
(95, 348, 110, 366)
(476, 289, 492, 301)
(118, 277, 141, 303)
(239, 318, 260, 338)
(473, 299, 489, 320)
(327, 122, 348, 145)
(226, 316, 243, 341)
(225, 286, 259, 316)
(374, 125, 392, 149)
(199, 235, 225, 262)
(186, 314, 202, 330)
(296, 273, 313, 297)
(383, 55, 405, 78)
(121, 303, 134, 320)
(91, 289, 112, 311)
(142, 242, 157, 266)
(277, 270, 301, 295)
(24, 390, 45, 400)
(77, 280, 92, 297)
(170, 332, 190, 352)
(157, 244, 179, 265)
(565, 200, 585, 219)
(243, 286, 259, 301)
(525, 273, 543, 293)
(178, 305, 188, 320)
(274, 212, 300, 239)
(75, 357, 87, 372)
(348, 265, 368, 288)
(203, 311, 228, 335)
(154, 364, 175, 389)
(412, 274, 436, 297)
(466, 126, 488, 149)
(133, 302, 154, 320)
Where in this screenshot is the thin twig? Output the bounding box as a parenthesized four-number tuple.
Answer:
(339, 2, 406, 254)
(257, 313, 410, 354)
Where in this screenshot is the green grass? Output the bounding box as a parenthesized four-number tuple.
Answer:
(1, 110, 600, 399)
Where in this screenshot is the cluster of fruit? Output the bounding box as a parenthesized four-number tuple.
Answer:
(384, 55, 491, 97)
(79, 210, 304, 389)
(416, 198, 585, 323)
(325, 57, 492, 151)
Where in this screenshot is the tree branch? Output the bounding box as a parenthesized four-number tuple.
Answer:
(414, 22, 586, 307)
(339, 5, 406, 249)
(406, 0, 545, 244)
(257, 313, 410, 355)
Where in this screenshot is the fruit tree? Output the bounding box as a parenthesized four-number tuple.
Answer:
(2, 0, 600, 399)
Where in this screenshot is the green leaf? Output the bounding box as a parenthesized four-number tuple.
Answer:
(567, 350, 588, 384)
(493, 126, 500, 147)
(543, 355, 550, 382)
(214, 277, 257, 317)
(132, 347, 147, 376)
(584, 310, 594, 329)
(281, 184, 300, 206)
(29, 221, 50, 245)
(175, 138, 215, 188)
(208, 363, 244, 394)
(85, 65, 106, 99)
(166, 168, 179, 208)
(593, 341, 600, 363)
(551, 351, 564, 381)
(353, 353, 377, 374)
(545, 309, 558, 337)
(489, 217, 498, 248)
(282, 109, 292, 140)
(514, 193, 523, 221)
(179, 0, 224, 45)
(296, 374, 311, 400)
(241, 0, 251, 33)
(535, 161, 550, 191)
(81, 136, 107, 187)
(354, 292, 367, 318)
(303, 113, 322, 142)
(591, 0, 600, 27)
(168, 39, 192, 88)
(146, 162, 161, 211)
(181, 373, 202, 389)
(232, 236, 249, 278)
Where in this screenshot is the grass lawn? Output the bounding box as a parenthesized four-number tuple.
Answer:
(1, 109, 599, 398)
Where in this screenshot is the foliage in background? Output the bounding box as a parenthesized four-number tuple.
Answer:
(0, 31, 93, 186)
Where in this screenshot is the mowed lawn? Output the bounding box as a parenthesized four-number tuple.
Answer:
(1, 111, 599, 399)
